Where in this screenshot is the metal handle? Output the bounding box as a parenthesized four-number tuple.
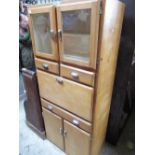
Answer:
(60, 128, 63, 136)
(71, 71, 79, 79)
(64, 130, 67, 137)
(42, 63, 48, 69)
(58, 29, 62, 41)
(50, 29, 54, 39)
(47, 104, 53, 110)
(56, 77, 63, 84)
(72, 119, 80, 126)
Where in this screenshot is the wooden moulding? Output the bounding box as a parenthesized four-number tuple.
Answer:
(91, 0, 125, 155)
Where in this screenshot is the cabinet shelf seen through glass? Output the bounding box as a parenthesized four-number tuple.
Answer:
(61, 9, 91, 62)
(31, 13, 52, 54)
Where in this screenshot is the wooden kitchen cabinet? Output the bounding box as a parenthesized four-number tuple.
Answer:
(28, 0, 125, 155)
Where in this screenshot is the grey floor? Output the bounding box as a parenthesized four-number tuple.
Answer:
(19, 73, 135, 155)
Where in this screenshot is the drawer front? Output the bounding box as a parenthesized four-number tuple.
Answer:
(60, 64, 95, 86)
(37, 70, 94, 121)
(35, 58, 59, 74)
(41, 98, 92, 133)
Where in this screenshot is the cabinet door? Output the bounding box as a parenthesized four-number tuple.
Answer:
(64, 120, 91, 155)
(57, 0, 99, 69)
(28, 6, 58, 61)
(42, 108, 64, 150)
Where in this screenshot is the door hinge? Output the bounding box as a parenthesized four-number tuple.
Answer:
(96, 57, 100, 64)
(99, 0, 103, 15)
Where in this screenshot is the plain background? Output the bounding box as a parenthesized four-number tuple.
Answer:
(0, 0, 155, 154)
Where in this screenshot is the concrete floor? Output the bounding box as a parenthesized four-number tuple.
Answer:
(19, 73, 135, 155)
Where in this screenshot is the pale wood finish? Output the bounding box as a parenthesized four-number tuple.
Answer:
(56, 0, 100, 69)
(64, 120, 91, 155)
(91, 0, 125, 155)
(42, 108, 64, 150)
(37, 70, 94, 121)
(41, 98, 92, 133)
(28, 1, 125, 154)
(60, 64, 95, 86)
(35, 58, 59, 74)
(28, 5, 58, 61)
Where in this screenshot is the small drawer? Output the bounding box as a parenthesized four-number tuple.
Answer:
(41, 98, 92, 133)
(60, 64, 95, 86)
(35, 58, 59, 74)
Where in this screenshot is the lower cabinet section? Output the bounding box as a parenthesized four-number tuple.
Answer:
(64, 120, 91, 155)
(42, 107, 91, 155)
(42, 108, 64, 150)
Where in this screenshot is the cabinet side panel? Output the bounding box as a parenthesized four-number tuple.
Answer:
(91, 0, 125, 155)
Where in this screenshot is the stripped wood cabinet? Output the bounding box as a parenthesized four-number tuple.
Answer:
(28, 0, 125, 154)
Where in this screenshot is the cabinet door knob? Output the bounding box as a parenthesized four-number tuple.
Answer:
(56, 77, 63, 84)
(64, 130, 67, 137)
(59, 128, 63, 136)
(71, 71, 79, 79)
(72, 119, 80, 126)
(47, 104, 53, 110)
(42, 63, 48, 69)
(50, 29, 54, 39)
(58, 29, 62, 41)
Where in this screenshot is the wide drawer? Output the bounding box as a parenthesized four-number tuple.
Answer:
(41, 98, 92, 133)
(60, 64, 95, 86)
(35, 58, 59, 74)
(37, 70, 94, 122)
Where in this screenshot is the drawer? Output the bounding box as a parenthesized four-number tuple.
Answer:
(35, 58, 59, 74)
(41, 98, 92, 133)
(37, 70, 94, 122)
(60, 64, 95, 86)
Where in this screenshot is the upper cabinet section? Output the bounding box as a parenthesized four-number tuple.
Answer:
(57, 1, 100, 70)
(28, 5, 58, 61)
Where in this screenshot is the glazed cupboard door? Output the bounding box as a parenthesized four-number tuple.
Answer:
(28, 5, 58, 61)
(64, 120, 91, 155)
(57, 0, 100, 69)
(42, 108, 64, 150)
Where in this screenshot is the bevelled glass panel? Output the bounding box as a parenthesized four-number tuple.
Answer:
(62, 9, 91, 62)
(31, 13, 52, 54)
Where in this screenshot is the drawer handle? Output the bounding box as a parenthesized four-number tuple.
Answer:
(56, 77, 63, 84)
(72, 119, 80, 126)
(42, 63, 48, 69)
(47, 104, 53, 110)
(71, 71, 79, 79)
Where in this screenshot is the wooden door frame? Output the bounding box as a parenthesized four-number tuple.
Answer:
(57, 0, 100, 69)
(28, 5, 58, 61)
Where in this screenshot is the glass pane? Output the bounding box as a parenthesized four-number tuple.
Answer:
(31, 13, 52, 54)
(62, 9, 91, 62)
